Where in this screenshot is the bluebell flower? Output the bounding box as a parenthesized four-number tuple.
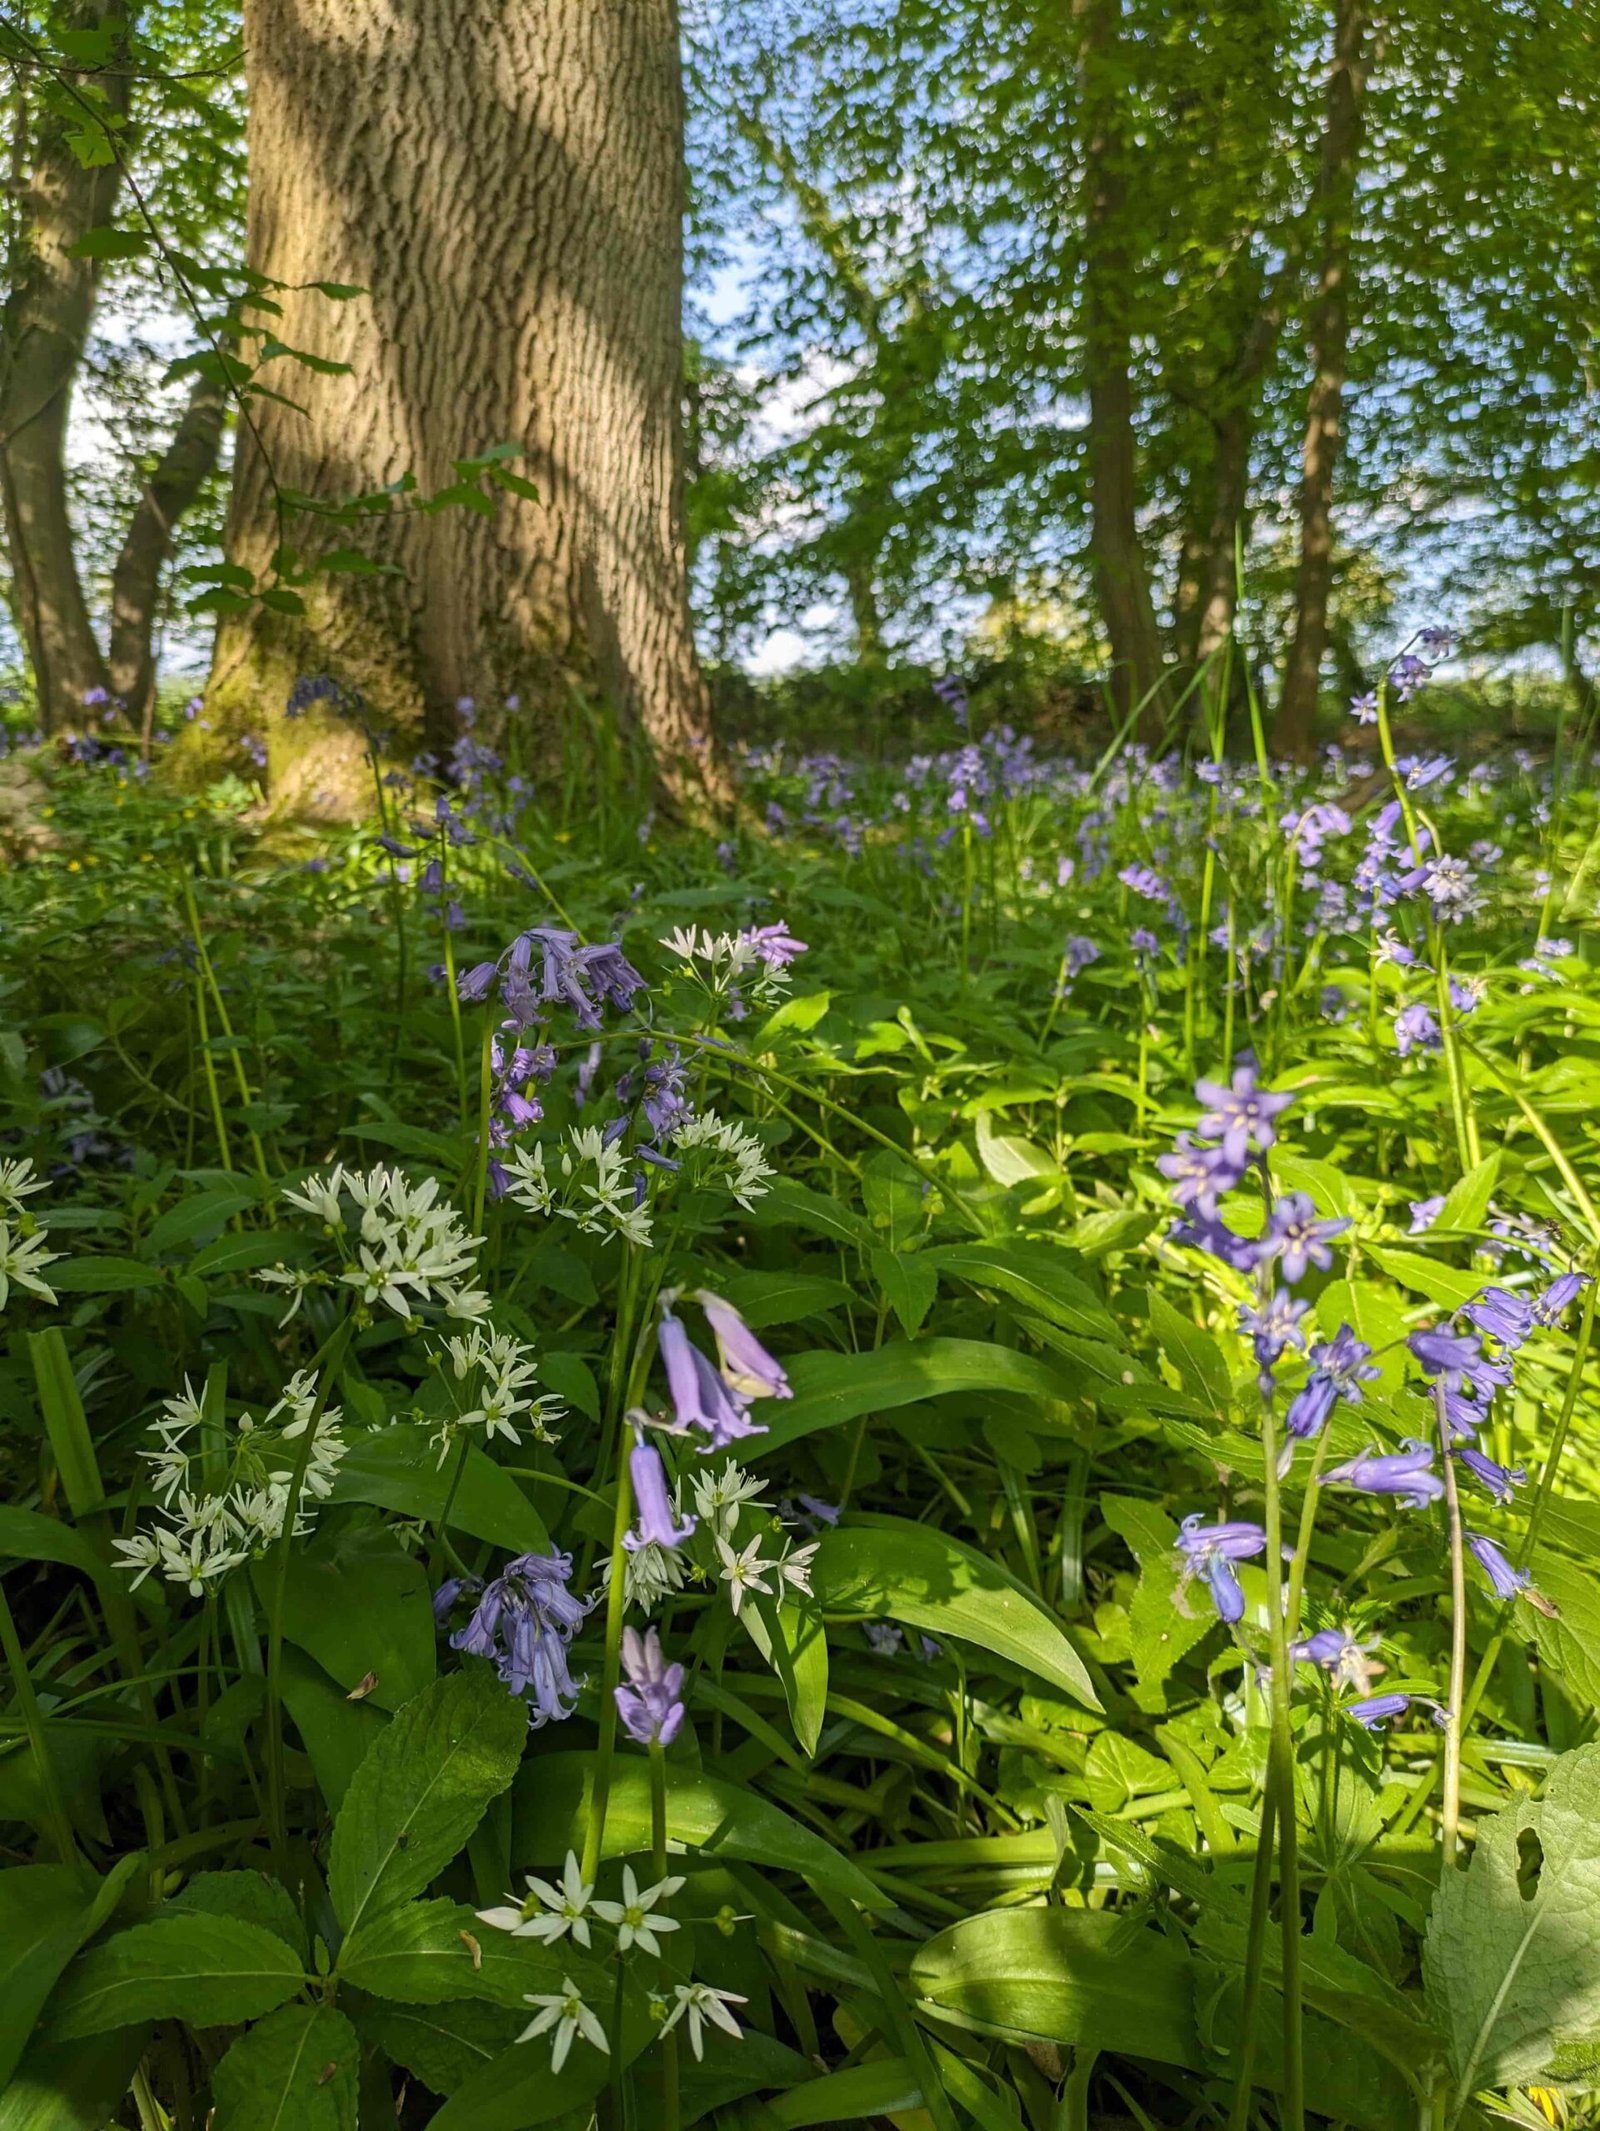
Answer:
(1349, 691, 1378, 724)
(1466, 1533, 1530, 1602)
(1408, 1326, 1483, 1385)
(1238, 1289, 1312, 1370)
(1285, 1324, 1379, 1439)
(1394, 1003, 1441, 1057)
(1195, 1065, 1295, 1166)
(658, 1310, 766, 1448)
(625, 1437, 696, 1552)
(1453, 1446, 1525, 1503)
(1260, 1192, 1351, 1284)
(1291, 1625, 1383, 1692)
(1324, 1439, 1443, 1509)
(615, 1625, 685, 1747)
(448, 1550, 591, 1725)
(1175, 1515, 1267, 1624)
(1065, 934, 1099, 975)
(1462, 1286, 1535, 1349)
(1157, 1132, 1243, 1215)
(1345, 1692, 1448, 1731)
(1408, 1195, 1445, 1235)
(1534, 1272, 1588, 1326)
(696, 1291, 792, 1400)
(1130, 926, 1160, 959)
(1118, 863, 1167, 902)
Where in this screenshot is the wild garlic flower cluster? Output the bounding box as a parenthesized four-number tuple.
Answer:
(0, 1157, 58, 1311)
(430, 1324, 562, 1463)
(262, 1164, 489, 1324)
(502, 1112, 773, 1251)
(615, 1451, 819, 1615)
(113, 1370, 345, 1595)
(658, 922, 807, 1019)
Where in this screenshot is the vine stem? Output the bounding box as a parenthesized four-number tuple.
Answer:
(1436, 1382, 1469, 1870)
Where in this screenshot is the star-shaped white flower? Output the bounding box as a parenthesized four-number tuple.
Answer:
(516, 1976, 608, 2070)
(716, 1534, 773, 1617)
(592, 1864, 685, 1957)
(662, 1980, 748, 2060)
(487, 1850, 594, 1948)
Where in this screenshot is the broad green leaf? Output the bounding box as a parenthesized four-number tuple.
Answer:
(330, 1423, 549, 1553)
(1425, 1742, 1600, 2095)
(337, 1895, 591, 2008)
(923, 1239, 1119, 1342)
(211, 2004, 358, 2130)
(1433, 1152, 1502, 1235)
(811, 1515, 1099, 1707)
(46, 1911, 304, 2038)
(511, 1753, 889, 1909)
(169, 1871, 307, 1961)
(1364, 1246, 1484, 1313)
(767, 2056, 922, 2124)
(0, 1507, 104, 1581)
(1528, 1551, 1600, 1711)
(327, 1669, 529, 1935)
(0, 1858, 138, 2085)
(142, 1189, 257, 1255)
(1147, 1293, 1233, 1418)
(46, 1255, 165, 1293)
(744, 1176, 873, 1246)
(350, 1999, 521, 2098)
(752, 1339, 1075, 1459)
(0, 2026, 148, 2131)
(279, 1644, 385, 1811)
(742, 1594, 829, 1756)
(975, 1110, 1060, 1187)
(718, 1269, 854, 1328)
(911, 1908, 1201, 2066)
(870, 1247, 938, 1334)
(264, 1524, 434, 1711)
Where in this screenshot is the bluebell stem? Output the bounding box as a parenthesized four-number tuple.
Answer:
(1175, 1516, 1267, 1625)
(1323, 1440, 1444, 1510)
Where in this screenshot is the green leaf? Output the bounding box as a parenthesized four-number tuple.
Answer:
(752, 1339, 1075, 1460)
(0, 1859, 138, 2085)
(1364, 1246, 1484, 1313)
(330, 1423, 548, 1553)
(910, 1908, 1201, 2066)
(1425, 1742, 1600, 2095)
(63, 226, 145, 260)
(810, 1515, 1099, 1707)
(327, 1669, 529, 1936)
(169, 1871, 308, 1962)
(350, 1999, 521, 2098)
(279, 1645, 385, 1811)
(0, 1507, 104, 1581)
(264, 1524, 435, 1712)
(1147, 1293, 1233, 1419)
(142, 1189, 257, 1255)
(46, 1911, 304, 2038)
(717, 1269, 853, 1328)
(1528, 1551, 1600, 1710)
(766, 2057, 922, 2125)
(211, 2004, 358, 2130)
(0, 2026, 148, 2131)
(742, 1594, 829, 1756)
(1433, 1152, 1502, 1235)
(920, 1240, 1118, 1341)
(511, 1752, 889, 1908)
(337, 1895, 591, 2009)
(870, 1248, 938, 1335)
(1100, 1493, 1214, 1699)
(46, 1255, 165, 1293)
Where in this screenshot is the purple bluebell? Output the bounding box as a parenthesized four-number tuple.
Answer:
(1260, 1192, 1351, 1284)
(449, 1550, 591, 1725)
(1466, 1533, 1530, 1601)
(1344, 1693, 1447, 1731)
(1195, 1065, 1295, 1166)
(1462, 1286, 1535, 1349)
(741, 923, 808, 968)
(696, 1291, 792, 1400)
(1119, 863, 1167, 902)
(1535, 1272, 1587, 1327)
(1394, 1003, 1441, 1057)
(1176, 1515, 1267, 1625)
(1285, 1324, 1379, 1439)
(625, 1437, 696, 1552)
(1238, 1290, 1312, 1371)
(1349, 691, 1378, 724)
(796, 1493, 840, 1526)
(614, 1625, 686, 1748)
(1409, 1196, 1445, 1235)
(1408, 1326, 1483, 1384)
(1131, 926, 1160, 959)
(1157, 1132, 1243, 1215)
(1453, 1446, 1525, 1503)
(658, 1310, 766, 1448)
(1065, 935, 1099, 977)
(1324, 1439, 1443, 1509)
(1291, 1626, 1383, 1691)
(433, 1574, 474, 1623)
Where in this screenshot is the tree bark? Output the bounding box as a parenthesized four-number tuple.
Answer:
(108, 369, 227, 727)
(1074, 0, 1168, 739)
(0, 3, 132, 729)
(207, 0, 722, 816)
(1275, 0, 1370, 759)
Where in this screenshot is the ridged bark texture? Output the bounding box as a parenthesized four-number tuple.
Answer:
(208, 0, 720, 816)
(1276, 0, 1370, 759)
(0, 2, 130, 729)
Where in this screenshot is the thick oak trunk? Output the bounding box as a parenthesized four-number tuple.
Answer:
(1275, 0, 1370, 758)
(0, 3, 130, 729)
(207, 0, 720, 815)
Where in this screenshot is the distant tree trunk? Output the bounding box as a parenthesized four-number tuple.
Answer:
(108, 370, 227, 727)
(1275, 0, 1370, 759)
(1172, 473, 1212, 670)
(1074, 0, 1168, 739)
(0, 2, 132, 729)
(208, 0, 722, 816)
(1194, 404, 1252, 669)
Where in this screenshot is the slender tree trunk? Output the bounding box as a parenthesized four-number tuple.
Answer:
(1195, 404, 1252, 669)
(1275, 0, 1370, 758)
(0, 3, 132, 729)
(1172, 469, 1212, 671)
(1074, 0, 1168, 738)
(107, 370, 226, 725)
(207, 0, 722, 816)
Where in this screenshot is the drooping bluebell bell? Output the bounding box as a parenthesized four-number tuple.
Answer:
(1175, 1515, 1267, 1625)
(1466, 1532, 1530, 1602)
(1408, 1196, 1445, 1235)
(696, 1291, 792, 1400)
(1259, 1192, 1351, 1284)
(1409, 1325, 1488, 1390)
(1462, 1286, 1535, 1349)
(1324, 1439, 1444, 1509)
(447, 1550, 591, 1725)
(1291, 1626, 1383, 1693)
(1453, 1446, 1525, 1503)
(1285, 1323, 1379, 1439)
(1534, 1271, 1588, 1326)
(1344, 1693, 1448, 1731)
(1157, 1132, 1243, 1216)
(1394, 1002, 1441, 1057)
(625, 1436, 696, 1553)
(1130, 926, 1160, 960)
(1118, 863, 1167, 903)
(1195, 1065, 1295, 1167)
(657, 1309, 766, 1449)
(615, 1624, 686, 1747)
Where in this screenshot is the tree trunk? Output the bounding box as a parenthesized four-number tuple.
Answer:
(0, 3, 132, 729)
(1074, 0, 1168, 739)
(1195, 403, 1252, 670)
(207, 0, 722, 817)
(1275, 0, 1370, 759)
(108, 369, 227, 727)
